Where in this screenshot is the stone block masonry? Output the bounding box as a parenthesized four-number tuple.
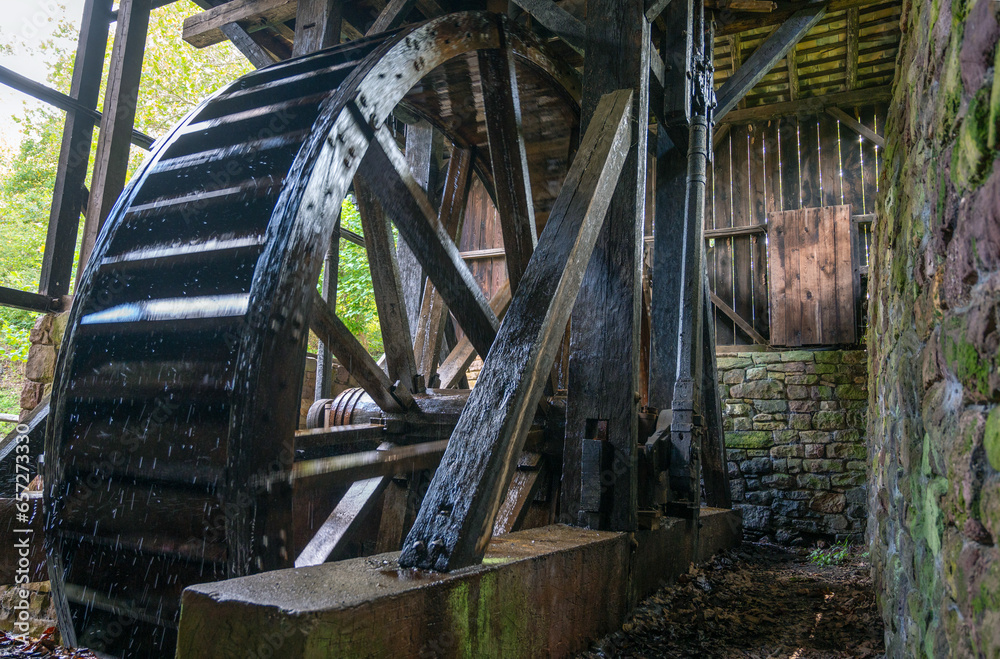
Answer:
(718, 349, 868, 545)
(18, 312, 69, 419)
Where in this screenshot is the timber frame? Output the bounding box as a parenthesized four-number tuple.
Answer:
(0, 0, 900, 656)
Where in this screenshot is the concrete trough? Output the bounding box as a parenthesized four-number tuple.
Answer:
(177, 508, 741, 658)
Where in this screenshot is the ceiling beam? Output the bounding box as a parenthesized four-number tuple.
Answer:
(715, 0, 879, 36)
(717, 85, 892, 124)
(714, 2, 827, 120)
(508, 0, 585, 52)
(183, 0, 297, 48)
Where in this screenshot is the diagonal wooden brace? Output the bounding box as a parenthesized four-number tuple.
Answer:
(398, 89, 634, 571)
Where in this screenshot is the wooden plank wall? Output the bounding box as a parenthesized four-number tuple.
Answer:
(708, 102, 885, 346)
(458, 177, 506, 301)
(768, 205, 855, 346)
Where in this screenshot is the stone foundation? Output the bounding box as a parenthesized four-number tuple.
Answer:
(718, 349, 868, 545)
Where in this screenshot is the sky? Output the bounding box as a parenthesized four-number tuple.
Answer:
(0, 0, 86, 148)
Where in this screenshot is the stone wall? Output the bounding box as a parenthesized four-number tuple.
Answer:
(19, 312, 68, 420)
(867, 0, 1000, 653)
(718, 349, 868, 545)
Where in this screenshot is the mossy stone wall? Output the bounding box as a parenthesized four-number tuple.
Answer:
(719, 350, 868, 545)
(868, 0, 1000, 653)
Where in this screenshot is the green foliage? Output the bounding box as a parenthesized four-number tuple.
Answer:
(0, 2, 381, 370)
(808, 540, 852, 567)
(332, 198, 382, 358)
(0, 1, 253, 361)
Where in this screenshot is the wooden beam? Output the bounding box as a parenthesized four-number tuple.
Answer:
(704, 223, 765, 238)
(265, 439, 447, 490)
(479, 44, 536, 294)
(720, 0, 777, 11)
(366, 0, 417, 35)
(0, 66, 154, 150)
(717, 85, 892, 124)
(460, 247, 507, 260)
(786, 44, 799, 101)
(508, 0, 585, 50)
(315, 212, 341, 400)
(39, 0, 112, 298)
(649, 46, 665, 89)
(217, 21, 282, 66)
(645, 0, 673, 22)
(0, 287, 59, 314)
(340, 226, 365, 248)
(398, 122, 437, 339)
(565, 0, 648, 533)
(437, 281, 512, 389)
(413, 148, 474, 386)
(190, 0, 279, 67)
(659, 0, 692, 127)
(715, 0, 880, 37)
(358, 125, 500, 363)
(293, 424, 385, 453)
(827, 106, 884, 148)
(183, 0, 297, 48)
(729, 36, 745, 110)
(295, 474, 389, 567)
(399, 89, 633, 571)
(354, 178, 420, 391)
(309, 289, 413, 413)
(714, 3, 827, 120)
(109, 0, 176, 21)
(292, 0, 342, 55)
(492, 452, 545, 535)
(78, 0, 152, 281)
(710, 290, 767, 344)
(845, 7, 859, 90)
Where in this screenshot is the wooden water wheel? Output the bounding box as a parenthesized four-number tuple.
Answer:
(43, 12, 583, 656)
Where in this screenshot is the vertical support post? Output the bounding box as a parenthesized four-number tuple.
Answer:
(38, 0, 112, 298)
(845, 7, 859, 91)
(667, 6, 713, 516)
(648, 0, 694, 412)
(293, 0, 343, 399)
(77, 0, 152, 282)
(398, 122, 439, 339)
(293, 0, 343, 56)
(564, 0, 649, 531)
(315, 213, 341, 401)
(479, 32, 536, 294)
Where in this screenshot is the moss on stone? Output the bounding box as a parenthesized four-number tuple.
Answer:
(725, 431, 773, 449)
(984, 407, 1000, 471)
(944, 331, 992, 398)
(951, 87, 996, 190)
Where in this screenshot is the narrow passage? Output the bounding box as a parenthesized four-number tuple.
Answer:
(579, 542, 884, 658)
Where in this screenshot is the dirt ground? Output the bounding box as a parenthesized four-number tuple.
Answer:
(579, 542, 884, 659)
(2, 542, 884, 658)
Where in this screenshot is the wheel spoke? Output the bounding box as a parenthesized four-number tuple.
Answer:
(357, 123, 500, 361)
(309, 288, 414, 413)
(479, 45, 536, 294)
(354, 176, 420, 391)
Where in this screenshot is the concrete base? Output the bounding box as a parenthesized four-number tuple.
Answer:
(177, 508, 741, 658)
